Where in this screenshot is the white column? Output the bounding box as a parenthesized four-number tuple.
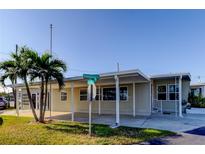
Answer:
(133, 82, 136, 117)
(98, 85, 101, 115)
(49, 85, 52, 118)
(151, 80, 154, 113)
(179, 75, 183, 117)
(115, 75, 120, 125)
(70, 82, 75, 121)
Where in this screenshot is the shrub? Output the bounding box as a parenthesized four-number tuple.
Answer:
(188, 93, 205, 108)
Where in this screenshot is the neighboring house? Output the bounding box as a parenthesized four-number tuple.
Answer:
(190, 83, 205, 97)
(13, 69, 191, 125)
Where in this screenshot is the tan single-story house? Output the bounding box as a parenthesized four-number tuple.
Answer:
(14, 69, 191, 125)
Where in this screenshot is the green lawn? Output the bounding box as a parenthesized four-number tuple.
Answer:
(0, 115, 175, 145)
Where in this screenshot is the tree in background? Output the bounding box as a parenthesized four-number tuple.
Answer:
(0, 46, 67, 123)
(0, 51, 19, 109)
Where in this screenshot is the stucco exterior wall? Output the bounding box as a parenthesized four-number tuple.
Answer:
(182, 80, 191, 101)
(135, 83, 151, 115)
(50, 82, 151, 116)
(52, 88, 71, 112)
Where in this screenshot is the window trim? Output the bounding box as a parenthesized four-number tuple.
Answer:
(157, 84, 167, 101)
(60, 91, 67, 102)
(168, 84, 179, 101)
(79, 88, 88, 102)
(102, 86, 129, 102)
(79, 86, 129, 102)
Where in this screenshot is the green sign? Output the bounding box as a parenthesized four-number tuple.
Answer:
(83, 74, 100, 85)
(83, 74, 100, 136)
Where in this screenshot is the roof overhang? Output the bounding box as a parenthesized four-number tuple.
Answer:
(8, 69, 150, 88)
(150, 72, 191, 81)
(65, 69, 150, 82)
(191, 83, 205, 87)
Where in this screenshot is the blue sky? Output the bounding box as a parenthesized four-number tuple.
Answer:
(0, 10, 205, 83)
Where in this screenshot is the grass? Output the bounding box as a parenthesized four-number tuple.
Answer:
(0, 115, 175, 145)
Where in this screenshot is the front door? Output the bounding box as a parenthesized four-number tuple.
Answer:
(31, 94, 37, 109)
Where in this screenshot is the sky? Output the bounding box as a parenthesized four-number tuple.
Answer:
(0, 9, 205, 84)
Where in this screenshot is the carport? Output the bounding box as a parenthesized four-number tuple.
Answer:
(66, 69, 151, 126)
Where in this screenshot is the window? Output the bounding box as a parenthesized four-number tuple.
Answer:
(95, 88, 101, 101)
(120, 87, 128, 101)
(103, 87, 128, 101)
(168, 84, 179, 100)
(157, 85, 167, 100)
(61, 92, 67, 101)
(191, 88, 202, 97)
(80, 89, 87, 101)
(103, 87, 116, 101)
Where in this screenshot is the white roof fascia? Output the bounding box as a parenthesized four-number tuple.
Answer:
(150, 72, 191, 80)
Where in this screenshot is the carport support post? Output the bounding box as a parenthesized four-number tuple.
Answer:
(115, 75, 120, 125)
(179, 75, 183, 117)
(98, 85, 101, 115)
(133, 82, 136, 117)
(70, 82, 74, 121)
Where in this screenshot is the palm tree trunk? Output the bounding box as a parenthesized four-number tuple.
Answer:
(11, 81, 16, 108)
(24, 77, 38, 121)
(12, 88, 16, 108)
(39, 77, 45, 123)
(42, 80, 48, 120)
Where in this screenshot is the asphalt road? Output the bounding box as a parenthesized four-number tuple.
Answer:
(141, 127, 205, 145)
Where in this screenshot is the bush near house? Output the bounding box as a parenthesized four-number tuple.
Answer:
(0, 115, 175, 145)
(188, 93, 205, 108)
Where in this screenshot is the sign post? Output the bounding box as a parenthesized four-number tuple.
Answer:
(83, 74, 100, 136)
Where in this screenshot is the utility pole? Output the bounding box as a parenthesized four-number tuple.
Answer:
(15, 44, 19, 116)
(49, 24, 53, 118)
(117, 62, 120, 72)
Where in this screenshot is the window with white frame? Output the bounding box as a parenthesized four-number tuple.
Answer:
(80, 89, 87, 101)
(95, 88, 101, 101)
(103, 87, 128, 101)
(168, 84, 179, 100)
(60, 91, 67, 101)
(120, 87, 128, 101)
(157, 85, 167, 100)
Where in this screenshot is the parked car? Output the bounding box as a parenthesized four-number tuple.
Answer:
(0, 97, 8, 109)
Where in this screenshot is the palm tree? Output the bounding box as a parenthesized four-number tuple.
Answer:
(0, 60, 17, 109)
(17, 47, 39, 121)
(0, 46, 67, 123)
(29, 52, 67, 122)
(0, 47, 39, 121)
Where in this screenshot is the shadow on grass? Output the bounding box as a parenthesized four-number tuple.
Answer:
(0, 117, 3, 125)
(44, 122, 175, 139)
